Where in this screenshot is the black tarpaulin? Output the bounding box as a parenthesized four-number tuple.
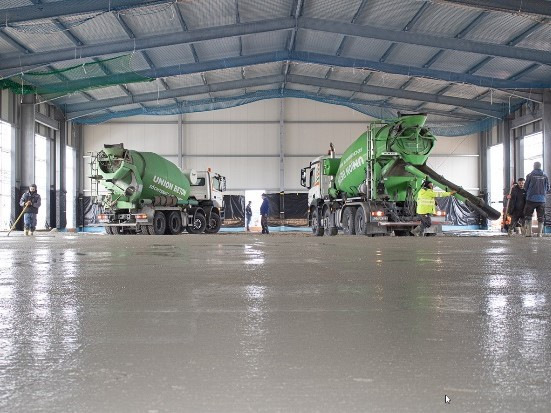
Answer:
(436, 197, 481, 226)
(222, 195, 245, 227)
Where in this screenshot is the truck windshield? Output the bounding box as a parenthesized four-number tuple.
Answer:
(212, 177, 221, 191)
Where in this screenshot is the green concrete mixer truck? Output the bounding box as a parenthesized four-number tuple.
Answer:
(90, 143, 226, 235)
(300, 114, 500, 236)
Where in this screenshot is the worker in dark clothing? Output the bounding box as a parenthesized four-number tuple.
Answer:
(524, 161, 549, 237)
(260, 193, 270, 234)
(19, 184, 41, 236)
(507, 178, 526, 236)
(245, 201, 252, 231)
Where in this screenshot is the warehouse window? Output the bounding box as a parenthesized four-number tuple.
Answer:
(0, 120, 12, 230)
(522, 132, 543, 178)
(35, 134, 49, 230)
(488, 144, 503, 228)
(66, 147, 76, 229)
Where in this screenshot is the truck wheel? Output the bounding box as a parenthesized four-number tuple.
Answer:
(324, 208, 338, 236)
(342, 207, 356, 235)
(145, 225, 156, 235)
(152, 212, 167, 235)
(355, 206, 368, 235)
(167, 211, 182, 235)
(205, 212, 221, 234)
(311, 209, 324, 236)
(105, 226, 115, 235)
(187, 212, 206, 234)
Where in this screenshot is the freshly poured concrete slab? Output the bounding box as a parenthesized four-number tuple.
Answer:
(0, 233, 549, 412)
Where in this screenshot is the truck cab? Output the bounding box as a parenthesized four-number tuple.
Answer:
(300, 156, 331, 206)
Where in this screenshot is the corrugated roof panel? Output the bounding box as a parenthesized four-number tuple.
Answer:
(386, 97, 425, 107)
(205, 67, 243, 83)
(87, 86, 127, 100)
(144, 44, 197, 67)
(517, 64, 551, 83)
(2, 1, 34, 7)
(241, 31, 288, 55)
(339, 37, 395, 61)
(329, 67, 373, 84)
(303, 0, 364, 23)
(126, 81, 163, 95)
(319, 88, 355, 99)
(165, 74, 205, 89)
(515, 23, 551, 51)
(412, 3, 482, 37)
(354, 92, 395, 102)
(288, 62, 329, 78)
(443, 84, 489, 100)
(3, 27, 74, 52)
(428, 50, 486, 74)
(286, 83, 320, 94)
(356, 0, 423, 30)
(404, 78, 450, 94)
(0, 37, 18, 54)
(193, 37, 241, 61)
(244, 62, 283, 78)
(69, 12, 130, 44)
(463, 13, 537, 45)
(474, 58, 537, 80)
(239, 0, 294, 22)
(418, 102, 460, 111)
(295, 29, 344, 55)
(177, 0, 236, 30)
(385, 44, 441, 67)
(120, 4, 183, 37)
(211, 89, 247, 98)
(368, 72, 410, 88)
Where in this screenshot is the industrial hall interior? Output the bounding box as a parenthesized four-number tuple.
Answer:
(1, 0, 551, 411)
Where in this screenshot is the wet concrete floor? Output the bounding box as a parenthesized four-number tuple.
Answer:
(0, 232, 550, 412)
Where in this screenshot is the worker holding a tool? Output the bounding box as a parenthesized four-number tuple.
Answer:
(19, 184, 41, 236)
(411, 179, 456, 236)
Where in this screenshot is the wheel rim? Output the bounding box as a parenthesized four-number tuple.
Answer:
(357, 214, 364, 233)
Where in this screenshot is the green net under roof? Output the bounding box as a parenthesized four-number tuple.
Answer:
(0, 54, 153, 96)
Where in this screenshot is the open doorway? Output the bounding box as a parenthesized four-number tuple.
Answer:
(244, 190, 265, 231)
(522, 132, 543, 178)
(35, 134, 49, 230)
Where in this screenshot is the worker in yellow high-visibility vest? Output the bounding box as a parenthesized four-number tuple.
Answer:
(411, 180, 456, 236)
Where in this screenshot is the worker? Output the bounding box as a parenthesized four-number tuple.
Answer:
(260, 193, 270, 234)
(245, 201, 252, 231)
(524, 161, 549, 237)
(507, 178, 526, 236)
(411, 180, 456, 236)
(19, 184, 41, 236)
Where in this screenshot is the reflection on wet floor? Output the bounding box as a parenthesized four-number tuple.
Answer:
(0, 234, 549, 412)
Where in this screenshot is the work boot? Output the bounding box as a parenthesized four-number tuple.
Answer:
(411, 225, 423, 237)
(30, 230, 34, 236)
(525, 220, 532, 237)
(507, 226, 513, 236)
(24, 228, 29, 236)
(537, 222, 544, 237)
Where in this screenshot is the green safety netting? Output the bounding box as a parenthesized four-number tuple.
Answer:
(0, 54, 153, 96)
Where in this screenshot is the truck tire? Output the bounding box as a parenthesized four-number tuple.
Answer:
(311, 209, 324, 236)
(105, 226, 115, 235)
(324, 208, 338, 236)
(187, 212, 206, 234)
(342, 207, 356, 235)
(145, 225, 155, 235)
(166, 211, 182, 235)
(205, 212, 221, 234)
(355, 206, 368, 235)
(152, 212, 167, 235)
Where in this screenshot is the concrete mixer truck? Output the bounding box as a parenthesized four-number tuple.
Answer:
(90, 143, 226, 235)
(300, 114, 500, 236)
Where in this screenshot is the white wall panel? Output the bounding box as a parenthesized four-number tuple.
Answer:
(83, 98, 480, 193)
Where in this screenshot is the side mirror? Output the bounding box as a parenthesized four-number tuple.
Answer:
(300, 168, 311, 189)
(220, 176, 226, 192)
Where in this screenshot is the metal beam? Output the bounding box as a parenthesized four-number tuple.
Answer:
(21, 51, 548, 101)
(286, 74, 506, 116)
(66, 75, 286, 118)
(0, 0, 172, 24)
(298, 17, 551, 65)
(436, 1, 551, 18)
(0, 18, 295, 72)
(510, 107, 542, 129)
(66, 73, 506, 120)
